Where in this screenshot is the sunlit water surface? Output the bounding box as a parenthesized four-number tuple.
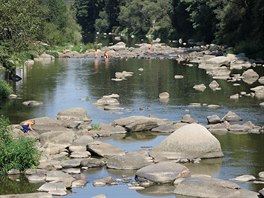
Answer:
(0, 58, 263, 197)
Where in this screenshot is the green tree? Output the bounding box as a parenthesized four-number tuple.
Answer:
(0, 116, 40, 175)
(118, 0, 172, 39)
(170, 0, 194, 40)
(75, 0, 104, 43)
(39, 0, 81, 45)
(0, 0, 42, 53)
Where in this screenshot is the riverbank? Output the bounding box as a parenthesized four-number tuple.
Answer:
(2, 107, 263, 197)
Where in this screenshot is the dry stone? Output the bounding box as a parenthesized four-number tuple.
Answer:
(149, 124, 223, 161)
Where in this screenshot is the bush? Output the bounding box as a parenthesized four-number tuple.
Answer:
(0, 80, 13, 99)
(0, 116, 40, 175)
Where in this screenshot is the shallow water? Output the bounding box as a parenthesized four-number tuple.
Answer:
(0, 58, 264, 197)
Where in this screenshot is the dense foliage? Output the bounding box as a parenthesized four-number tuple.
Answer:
(74, 0, 264, 57)
(0, 116, 40, 175)
(0, 0, 81, 71)
(0, 80, 13, 99)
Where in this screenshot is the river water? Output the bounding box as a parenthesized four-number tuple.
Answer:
(0, 58, 263, 197)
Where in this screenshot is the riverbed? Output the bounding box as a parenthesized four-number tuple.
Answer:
(0, 57, 263, 197)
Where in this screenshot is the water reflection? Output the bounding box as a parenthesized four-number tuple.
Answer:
(0, 58, 264, 197)
(0, 175, 40, 195)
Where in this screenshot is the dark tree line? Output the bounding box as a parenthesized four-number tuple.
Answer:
(74, 0, 264, 57)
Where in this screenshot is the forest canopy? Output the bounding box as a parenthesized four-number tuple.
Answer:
(75, 0, 264, 57)
(0, 0, 263, 60)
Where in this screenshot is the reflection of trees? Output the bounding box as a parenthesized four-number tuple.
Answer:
(185, 158, 223, 177)
(0, 175, 40, 194)
(216, 134, 264, 176)
(85, 58, 255, 108)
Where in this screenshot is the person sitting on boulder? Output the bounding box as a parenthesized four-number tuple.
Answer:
(21, 120, 35, 133)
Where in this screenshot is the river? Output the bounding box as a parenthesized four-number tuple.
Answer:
(0, 57, 263, 197)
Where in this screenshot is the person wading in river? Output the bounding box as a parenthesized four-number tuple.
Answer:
(21, 120, 35, 133)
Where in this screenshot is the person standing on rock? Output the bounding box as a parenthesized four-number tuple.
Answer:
(21, 120, 35, 133)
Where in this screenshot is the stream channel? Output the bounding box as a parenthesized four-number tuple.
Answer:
(0, 57, 263, 197)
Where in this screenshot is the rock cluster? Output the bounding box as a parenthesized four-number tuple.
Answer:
(6, 107, 263, 197)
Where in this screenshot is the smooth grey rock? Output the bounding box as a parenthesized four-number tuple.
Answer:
(57, 107, 92, 127)
(70, 151, 91, 158)
(72, 135, 94, 146)
(230, 94, 240, 100)
(251, 85, 264, 99)
(113, 116, 167, 132)
(242, 69, 259, 84)
(228, 124, 249, 133)
(174, 176, 259, 198)
(150, 124, 223, 161)
(259, 171, 264, 180)
(222, 111, 242, 122)
(207, 115, 221, 124)
(231, 175, 256, 182)
(151, 124, 178, 133)
(106, 150, 153, 169)
(209, 80, 220, 91)
(207, 123, 228, 134)
(159, 92, 170, 99)
(88, 123, 127, 137)
(259, 188, 264, 196)
(95, 96, 120, 106)
(45, 170, 74, 188)
(71, 179, 87, 188)
(135, 161, 190, 184)
(93, 176, 113, 186)
(23, 100, 43, 107)
(61, 159, 82, 168)
(87, 141, 125, 157)
(39, 130, 75, 146)
(174, 75, 184, 79)
(92, 194, 106, 198)
(38, 182, 67, 196)
(26, 117, 65, 134)
(80, 158, 105, 168)
(206, 56, 230, 67)
(193, 84, 206, 92)
(68, 145, 87, 152)
(181, 114, 198, 124)
(27, 173, 46, 183)
(63, 168, 81, 174)
(258, 76, 264, 84)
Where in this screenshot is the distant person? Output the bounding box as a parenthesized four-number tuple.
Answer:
(21, 120, 35, 133)
(104, 50, 109, 59)
(179, 38, 183, 45)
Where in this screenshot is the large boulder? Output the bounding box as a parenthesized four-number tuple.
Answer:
(174, 175, 259, 198)
(149, 124, 223, 161)
(135, 161, 190, 184)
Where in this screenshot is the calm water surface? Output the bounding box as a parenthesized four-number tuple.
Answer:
(0, 58, 263, 197)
